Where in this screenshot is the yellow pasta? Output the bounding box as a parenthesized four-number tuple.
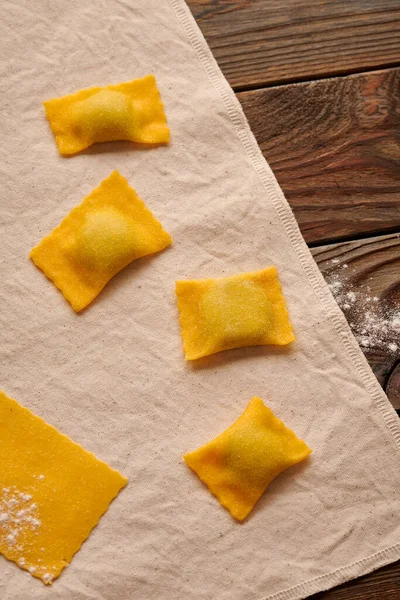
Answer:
(176, 267, 295, 360)
(184, 397, 311, 521)
(44, 74, 169, 155)
(30, 171, 172, 312)
(0, 390, 127, 584)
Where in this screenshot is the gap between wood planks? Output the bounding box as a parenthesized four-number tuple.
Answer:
(232, 61, 400, 93)
(307, 226, 400, 249)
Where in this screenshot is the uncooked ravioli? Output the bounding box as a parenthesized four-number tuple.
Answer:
(175, 267, 295, 360)
(43, 74, 169, 155)
(30, 170, 172, 312)
(184, 397, 311, 520)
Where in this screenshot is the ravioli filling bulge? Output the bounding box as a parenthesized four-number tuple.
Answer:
(200, 279, 272, 346)
(69, 90, 135, 144)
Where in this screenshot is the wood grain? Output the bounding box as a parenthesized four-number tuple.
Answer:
(187, 0, 400, 90)
(312, 233, 400, 401)
(238, 68, 400, 244)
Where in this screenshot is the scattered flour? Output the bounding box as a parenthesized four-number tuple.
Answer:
(0, 486, 41, 565)
(327, 261, 400, 354)
(0, 486, 55, 583)
(391, 318, 400, 332)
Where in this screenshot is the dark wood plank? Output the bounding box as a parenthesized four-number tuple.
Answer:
(187, 0, 400, 90)
(312, 233, 400, 400)
(311, 232, 400, 599)
(237, 68, 400, 244)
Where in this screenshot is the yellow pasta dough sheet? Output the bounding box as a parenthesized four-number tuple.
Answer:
(184, 397, 311, 521)
(176, 267, 295, 360)
(0, 390, 127, 585)
(43, 74, 170, 155)
(30, 170, 172, 312)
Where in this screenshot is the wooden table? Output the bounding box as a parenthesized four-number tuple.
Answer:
(187, 2, 400, 598)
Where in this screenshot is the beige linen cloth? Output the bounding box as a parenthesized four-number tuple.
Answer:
(0, 1, 399, 598)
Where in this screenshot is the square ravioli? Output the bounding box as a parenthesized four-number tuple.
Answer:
(184, 397, 311, 520)
(175, 267, 295, 360)
(43, 74, 169, 155)
(0, 390, 127, 585)
(30, 171, 172, 312)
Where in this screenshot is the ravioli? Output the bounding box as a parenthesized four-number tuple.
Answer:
(176, 267, 295, 360)
(0, 390, 127, 584)
(184, 397, 311, 521)
(30, 171, 172, 312)
(43, 74, 169, 155)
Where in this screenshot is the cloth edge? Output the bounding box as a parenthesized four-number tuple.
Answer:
(168, 0, 400, 597)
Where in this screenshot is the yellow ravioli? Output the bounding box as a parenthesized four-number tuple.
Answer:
(184, 397, 311, 521)
(176, 267, 295, 360)
(44, 74, 170, 155)
(0, 390, 127, 585)
(30, 171, 172, 312)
